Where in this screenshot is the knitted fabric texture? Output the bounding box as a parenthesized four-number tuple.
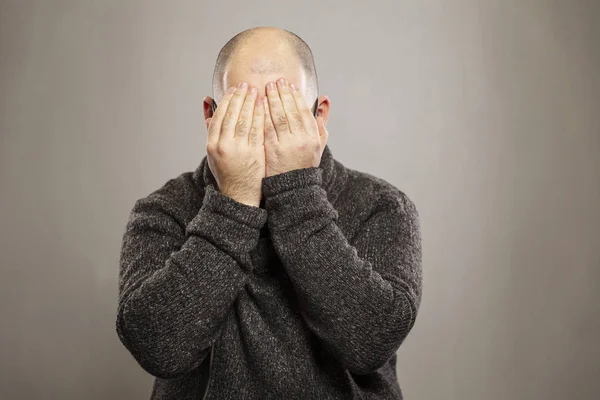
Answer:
(117, 144, 423, 399)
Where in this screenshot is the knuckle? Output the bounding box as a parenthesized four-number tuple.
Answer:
(216, 142, 230, 156)
(291, 112, 303, 125)
(249, 136, 259, 146)
(224, 111, 235, 121)
(265, 125, 277, 136)
(206, 143, 217, 154)
(276, 115, 288, 128)
(236, 118, 248, 132)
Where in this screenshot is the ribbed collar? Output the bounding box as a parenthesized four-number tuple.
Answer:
(193, 144, 347, 204)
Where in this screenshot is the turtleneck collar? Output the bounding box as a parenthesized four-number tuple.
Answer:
(193, 144, 347, 204)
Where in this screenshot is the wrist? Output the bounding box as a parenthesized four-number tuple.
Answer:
(234, 198, 260, 208)
(220, 188, 260, 208)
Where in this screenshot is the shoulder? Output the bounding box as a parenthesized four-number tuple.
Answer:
(130, 166, 205, 225)
(342, 167, 418, 218)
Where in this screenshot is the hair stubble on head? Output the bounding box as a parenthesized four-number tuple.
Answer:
(212, 27, 319, 104)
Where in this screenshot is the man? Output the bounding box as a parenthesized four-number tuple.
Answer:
(117, 27, 422, 400)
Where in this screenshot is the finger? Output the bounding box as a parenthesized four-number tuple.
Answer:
(205, 117, 212, 131)
(221, 82, 249, 139)
(289, 83, 316, 136)
(263, 96, 278, 144)
(277, 79, 304, 135)
(317, 116, 329, 147)
(207, 87, 236, 148)
(249, 97, 265, 146)
(235, 87, 258, 140)
(266, 81, 290, 138)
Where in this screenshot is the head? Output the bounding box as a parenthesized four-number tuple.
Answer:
(203, 27, 330, 129)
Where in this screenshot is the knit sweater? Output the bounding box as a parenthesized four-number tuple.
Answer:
(116, 144, 423, 400)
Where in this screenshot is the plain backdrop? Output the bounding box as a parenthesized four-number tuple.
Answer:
(1, 1, 599, 399)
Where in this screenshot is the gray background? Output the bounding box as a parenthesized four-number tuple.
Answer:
(1, 0, 599, 399)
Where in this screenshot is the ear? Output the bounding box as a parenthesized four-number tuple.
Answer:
(315, 95, 331, 126)
(203, 96, 215, 130)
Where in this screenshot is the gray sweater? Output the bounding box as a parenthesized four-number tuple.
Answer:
(117, 144, 423, 399)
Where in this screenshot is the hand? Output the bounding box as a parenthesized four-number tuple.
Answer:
(205, 82, 266, 207)
(263, 78, 329, 177)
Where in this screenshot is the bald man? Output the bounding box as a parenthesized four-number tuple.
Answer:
(117, 27, 422, 400)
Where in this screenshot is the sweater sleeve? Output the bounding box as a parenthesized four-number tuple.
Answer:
(116, 184, 267, 379)
(262, 167, 422, 375)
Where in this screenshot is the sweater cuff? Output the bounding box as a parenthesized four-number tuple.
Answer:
(262, 168, 337, 235)
(186, 184, 268, 254)
(262, 167, 322, 197)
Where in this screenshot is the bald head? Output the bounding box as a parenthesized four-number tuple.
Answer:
(212, 27, 318, 104)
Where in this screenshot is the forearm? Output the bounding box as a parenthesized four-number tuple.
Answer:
(117, 185, 267, 378)
(263, 168, 421, 374)
(117, 235, 250, 378)
(273, 225, 416, 373)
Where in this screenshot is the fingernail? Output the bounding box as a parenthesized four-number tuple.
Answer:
(277, 78, 285, 86)
(238, 81, 247, 88)
(289, 83, 296, 91)
(227, 86, 236, 94)
(267, 82, 275, 91)
(249, 87, 257, 94)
